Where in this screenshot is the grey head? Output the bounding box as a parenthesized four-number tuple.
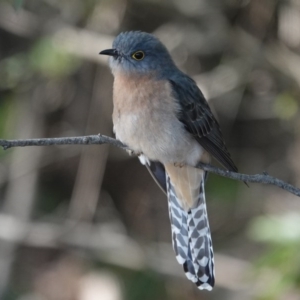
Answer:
(100, 31, 177, 77)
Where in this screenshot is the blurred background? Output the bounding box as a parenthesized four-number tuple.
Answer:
(0, 0, 300, 299)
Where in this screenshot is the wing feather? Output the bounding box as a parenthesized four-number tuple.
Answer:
(169, 76, 238, 172)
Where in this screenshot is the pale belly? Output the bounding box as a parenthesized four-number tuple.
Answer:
(113, 110, 204, 166)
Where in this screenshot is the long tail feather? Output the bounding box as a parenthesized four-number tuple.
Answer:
(165, 167, 215, 290)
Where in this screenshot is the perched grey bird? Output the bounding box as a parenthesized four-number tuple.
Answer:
(100, 31, 238, 291)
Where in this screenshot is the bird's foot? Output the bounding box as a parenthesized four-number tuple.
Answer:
(174, 162, 185, 168)
(126, 149, 143, 157)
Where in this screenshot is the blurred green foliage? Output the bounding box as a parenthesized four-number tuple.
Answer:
(249, 214, 300, 299)
(206, 174, 239, 203)
(249, 213, 300, 244)
(0, 55, 29, 89)
(274, 92, 298, 120)
(12, 0, 24, 10)
(0, 95, 17, 138)
(29, 38, 81, 78)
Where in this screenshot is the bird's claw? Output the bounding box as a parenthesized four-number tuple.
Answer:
(126, 149, 143, 157)
(174, 162, 185, 168)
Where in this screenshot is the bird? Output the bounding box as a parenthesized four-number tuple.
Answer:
(100, 31, 238, 291)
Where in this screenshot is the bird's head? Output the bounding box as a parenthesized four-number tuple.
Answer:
(100, 31, 176, 77)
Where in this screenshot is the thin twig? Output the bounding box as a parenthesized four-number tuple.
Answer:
(0, 134, 299, 197)
(196, 163, 300, 197)
(0, 134, 127, 150)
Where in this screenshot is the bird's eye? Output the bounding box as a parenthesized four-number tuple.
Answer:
(131, 51, 145, 60)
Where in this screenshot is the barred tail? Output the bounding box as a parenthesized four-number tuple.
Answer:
(166, 170, 215, 290)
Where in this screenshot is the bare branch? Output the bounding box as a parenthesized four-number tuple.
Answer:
(196, 163, 300, 197)
(0, 134, 299, 197)
(0, 134, 127, 150)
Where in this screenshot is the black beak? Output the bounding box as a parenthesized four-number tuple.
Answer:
(99, 48, 118, 57)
